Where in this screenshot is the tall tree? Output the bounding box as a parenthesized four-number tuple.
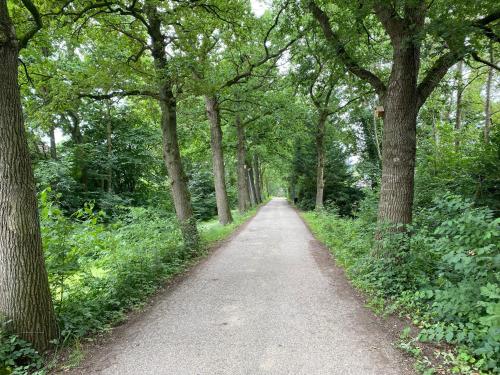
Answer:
(73, 0, 202, 248)
(484, 43, 494, 143)
(309, 0, 500, 225)
(454, 61, 464, 148)
(204, 95, 233, 224)
(0, 0, 58, 351)
(236, 114, 251, 212)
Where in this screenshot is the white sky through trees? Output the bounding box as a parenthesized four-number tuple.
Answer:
(250, 0, 268, 17)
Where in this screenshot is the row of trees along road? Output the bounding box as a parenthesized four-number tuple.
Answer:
(0, 0, 499, 359)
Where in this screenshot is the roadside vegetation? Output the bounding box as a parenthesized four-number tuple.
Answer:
(1, 0, 498, 374)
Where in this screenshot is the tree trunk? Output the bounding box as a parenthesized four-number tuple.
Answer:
(146, 3, 199, 249)
(159, 85, 199, 248)
(247, 171, 256, 206)
(484, 44, 493, 144)
(377, 44, 420, 225)
(315, 112, 327, 210)
(49, 126, 57, 160)
(253, 154, 262, 204)
(454, 60, 463, 149)
(248, 164, 258, 206)
(106, 107, 112, 193)
(204, 95, 233, 225)
(259, 166, 265, 200)
(236, 115, 250, 213)
(0, 2, 58, 351)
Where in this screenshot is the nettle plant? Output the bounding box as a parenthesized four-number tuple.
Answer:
(411, 195, 500, 370)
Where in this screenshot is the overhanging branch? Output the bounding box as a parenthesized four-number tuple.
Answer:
(309, 1, 387, 98)
(18, 0, 43, 49)
(79, 89, 159, 100)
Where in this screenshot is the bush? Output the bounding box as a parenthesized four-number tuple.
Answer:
(40, 190, 186, 341)
(0, 321, 43, 375)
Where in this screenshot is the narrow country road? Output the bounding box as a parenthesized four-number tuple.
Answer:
(70, 198, 413, 374)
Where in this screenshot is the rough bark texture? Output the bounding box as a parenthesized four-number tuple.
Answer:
(146, 4, 199, 248)
(454, 60, 464, 148)
(0, 1, 58, 351)
(315, 112, 327, 210)
(484, 44, 493, 144)
(377, 35, 421, 225)
(236, 115, 250, 213)
(253, 154, 262, 204)
(204, 95, 233, 225)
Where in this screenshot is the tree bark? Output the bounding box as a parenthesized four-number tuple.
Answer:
(454, 60, 464, 149)
(204, 95, 233, 225)
(253, 154, 262, 204)
(247, 164, 257, 206)
(0, 1, 58, 351)
(146, 3, 199, 248)
(377, 42, 420, 225)
(159, 85, 199, 248)
(106, 103, 113, 193)
(106, 118, 112, 193)
(49, 126, 57, 160)
(484, 44, 493, 144)
(315, 111, 327, 210)
(236, 115, 250, 213)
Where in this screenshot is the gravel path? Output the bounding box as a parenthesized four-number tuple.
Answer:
(70, 198, 414, 374)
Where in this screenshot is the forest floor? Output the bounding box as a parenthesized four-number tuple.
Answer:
(61, 198, 415, 374)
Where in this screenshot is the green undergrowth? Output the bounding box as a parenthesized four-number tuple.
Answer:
(302, 194, 499, 374)
(1, 190, 260, 375)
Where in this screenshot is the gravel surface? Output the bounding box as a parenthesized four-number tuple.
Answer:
(69, 198, 414, 375)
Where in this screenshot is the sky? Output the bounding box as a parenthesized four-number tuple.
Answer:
(250, 0, 269, 17)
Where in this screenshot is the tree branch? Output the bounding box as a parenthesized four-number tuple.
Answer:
(471, 51, 500, 72)
(309, 1, 387, 98)
(326, 92, 371, 116)
(372, 1, 404, 42)
(79, 90, 159, 100)
(417, 51, 463, 108)
(473, 10, 500, 43)
(220, 36, 300, 89)
(18, 0, 43, 49)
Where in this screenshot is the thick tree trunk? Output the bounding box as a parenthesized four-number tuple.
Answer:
(454, 60, 463, 149)
(49, 126, 57, 160)
(248, 164, 258, 206)
(0, 4, 58, 351)
(236, 115, 250, 213)
(146, 3, 199, 248)
(159, 85, 199, 248)
(253, 154, 262, 204)
(377, 45, 420, 225)
(484, 44, 493, 144)
(204, 95, 233, 225)
(315, 112, 327, 210)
